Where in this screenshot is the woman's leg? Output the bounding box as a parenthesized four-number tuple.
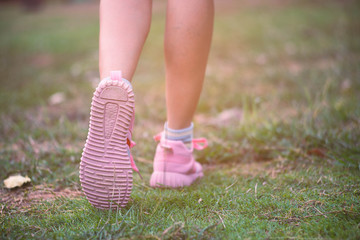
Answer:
(150, 0, 213, 188)
(99, 0, 152, 80)
(164, 0, 214, 129)
(80, 0, 152, 209)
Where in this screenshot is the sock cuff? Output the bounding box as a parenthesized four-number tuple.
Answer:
(164, 122, 193, 133)
(164, 122, 193, 142)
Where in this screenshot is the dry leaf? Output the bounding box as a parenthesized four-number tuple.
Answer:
(210, 108, 243, 126)
(256, 54, 267, 65)
(341, 79, 351, 92)
(48, 92, 65, 105)
(3, 175, 31, 189)
(196, 108, 243, 127)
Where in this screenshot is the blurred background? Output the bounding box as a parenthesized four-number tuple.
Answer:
(1, 1, 360, 238)
(0, 0, 359, 186)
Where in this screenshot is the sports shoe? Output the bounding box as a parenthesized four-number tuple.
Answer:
(149, 132, 208, 188)
(79, 71, 140, 209)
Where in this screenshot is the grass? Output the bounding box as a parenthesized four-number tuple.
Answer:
(1, 0, 360, 239)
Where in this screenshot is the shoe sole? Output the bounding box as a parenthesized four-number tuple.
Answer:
(150, 171, 203, 188)
(80, 78, 135, 209)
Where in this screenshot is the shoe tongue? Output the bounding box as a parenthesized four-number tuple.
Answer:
(109, 71, 133, 89)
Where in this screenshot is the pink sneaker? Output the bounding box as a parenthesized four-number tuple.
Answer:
(79, 71, 140, 209)
(150, 133, 208, 188)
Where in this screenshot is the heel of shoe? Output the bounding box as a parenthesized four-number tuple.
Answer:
(150, 171, 202, 188)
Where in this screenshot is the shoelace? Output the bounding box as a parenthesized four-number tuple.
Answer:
(110, 70, 142, 179)
(153, 132, 208, 151)
(127, 138, 143, 179)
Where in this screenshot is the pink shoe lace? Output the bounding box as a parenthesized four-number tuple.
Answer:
(128, 138, 142, 179)
(127, 118, 142, 180)
(153, 133, 208, 151)
(112, 71, 142, 179)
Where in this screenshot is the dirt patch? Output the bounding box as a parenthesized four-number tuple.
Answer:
(0, 185, 83, 210)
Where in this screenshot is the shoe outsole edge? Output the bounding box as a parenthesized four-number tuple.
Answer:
(80, 78, 135, 209)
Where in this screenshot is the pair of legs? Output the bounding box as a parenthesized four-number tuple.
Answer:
(99, 0, 214, 129)
(80, 1, 213, 207)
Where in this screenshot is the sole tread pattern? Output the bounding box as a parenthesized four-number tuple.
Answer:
(80, 78, 134, 209)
